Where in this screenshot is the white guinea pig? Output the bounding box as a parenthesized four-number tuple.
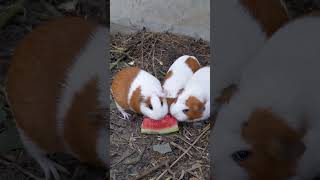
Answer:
(170, 66, 210, 122)
(162, 55, 201, 106)
(111, 67, 168, 120)
(6, 17, 107, 180)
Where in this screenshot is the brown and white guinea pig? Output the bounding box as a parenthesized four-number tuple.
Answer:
(170, 66, 210, 122)
(5, 17, 107, 180)
(162, 55, 201, 106)
(211, 0, 290, 108)
(111, 67, 168, 120)
(211, 13, 320, 180)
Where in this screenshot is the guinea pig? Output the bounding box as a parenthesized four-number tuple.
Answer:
(5, 17, 107, 180)
(212, 0, 290, 108)
(162, 55, 201, 106)
(111, 67, 168, 120)
(170, 66, 210, 122)
(211, 13, 320, 180)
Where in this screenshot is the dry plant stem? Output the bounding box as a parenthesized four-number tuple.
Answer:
(280, 0, 292, 18)
(156, 125, 210, 180)
(133, 160, 169, 180)
(187, 170, 202, 180)
(170, 141, 193, 158)
(110, 56, 125, 70)
(111, 150, 136, 168)
(174, 135, 204, 152)
(178, 170, 186, 180)
(0, 0, 25, 30)
(39, 0, 63, 17)
(141, 32, 145, 68)
(0, 156, 43, 180)
(124, 147, 145, 165)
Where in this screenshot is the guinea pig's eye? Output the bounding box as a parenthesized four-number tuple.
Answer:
(183, 109, 189, 114)
(200, 106, 205, 112)
(231, 150, 252, 163)
(148, 104, 153, 110)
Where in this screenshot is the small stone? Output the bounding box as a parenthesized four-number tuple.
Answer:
(152, 143, 172, 154)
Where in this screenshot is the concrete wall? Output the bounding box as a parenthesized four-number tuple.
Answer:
(110, 0, 210, 41)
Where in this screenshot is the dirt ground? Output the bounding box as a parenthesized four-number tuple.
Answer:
(110, 30, 210, 180)
(0, 0, 108, 179)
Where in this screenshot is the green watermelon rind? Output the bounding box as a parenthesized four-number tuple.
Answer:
(141, 124, 179, 134)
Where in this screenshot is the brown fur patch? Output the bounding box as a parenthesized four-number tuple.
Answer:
(6, 17, 97, 153)
(185, 96, 205, 121)
(239, 108, 306, 180)
(111, 67, 140, 110)
(185, 57, 201, 73)
(215, 84, 238, 104)
(167, 97, 176, 107)
(162, 70, 173, 85)
(145, 96, 152, 109)
(240, 0, 289, 37)
(129, 86, 142, 113)
(140, 96, 164, 110)
(63, 78, 105, 166)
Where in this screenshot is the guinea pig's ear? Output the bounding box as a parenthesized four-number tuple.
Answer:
(177, 88, 184, 96)
(268, 139, 306, 161)
(200, 99, 208, 112)
(139, 96, 145, 103)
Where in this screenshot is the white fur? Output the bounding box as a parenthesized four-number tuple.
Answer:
(170, 66, 210, 122)
(162, 55, 200, 98)
(128, 69, 168, 120)
(212, 16, 320, 180)
(211, 0, 267, 111)
(56, 26, 108, 159)
(17, 127, 68, 180)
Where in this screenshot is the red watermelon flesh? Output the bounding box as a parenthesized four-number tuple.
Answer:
(141, 115, 179, 134)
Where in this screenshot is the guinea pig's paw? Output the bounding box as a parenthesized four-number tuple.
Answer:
(120, 111, 131, 120)
(115, 102, 131, 120)
(37, 156, 69, 180)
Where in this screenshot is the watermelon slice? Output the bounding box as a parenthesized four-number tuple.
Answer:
(141, 115, 179, 134)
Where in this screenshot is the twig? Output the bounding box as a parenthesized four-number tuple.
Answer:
(39, 0, 63, 17)
(186, 170, 202, 180)
(151, 38, 158, 77)
(0, 156, 43, 180)
(178, 170, 186, 180)
(140, 31, 145, 68)
(0, 0, 25, 30)
(156, 125, 210, 180)
(111, 150, 136, 168)
(133, 160, 169, 180)
(279, 0, 292, 19)
(170, 141, 192, 158)
(123, 147, 145, 165)
(110, 55, 126, 70)
(174, 135, 204, 152)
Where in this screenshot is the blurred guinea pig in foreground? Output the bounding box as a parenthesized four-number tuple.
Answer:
(162, 55, 201, 106)
(111, 67, 168, 120)
(6, 17, 108, 180)
(170, 66, 210, 122)
(212, 13, 320, 180)
(211, 0, 290, 112)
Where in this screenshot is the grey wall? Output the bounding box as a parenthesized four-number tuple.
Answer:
(110, 0, 210, 41)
